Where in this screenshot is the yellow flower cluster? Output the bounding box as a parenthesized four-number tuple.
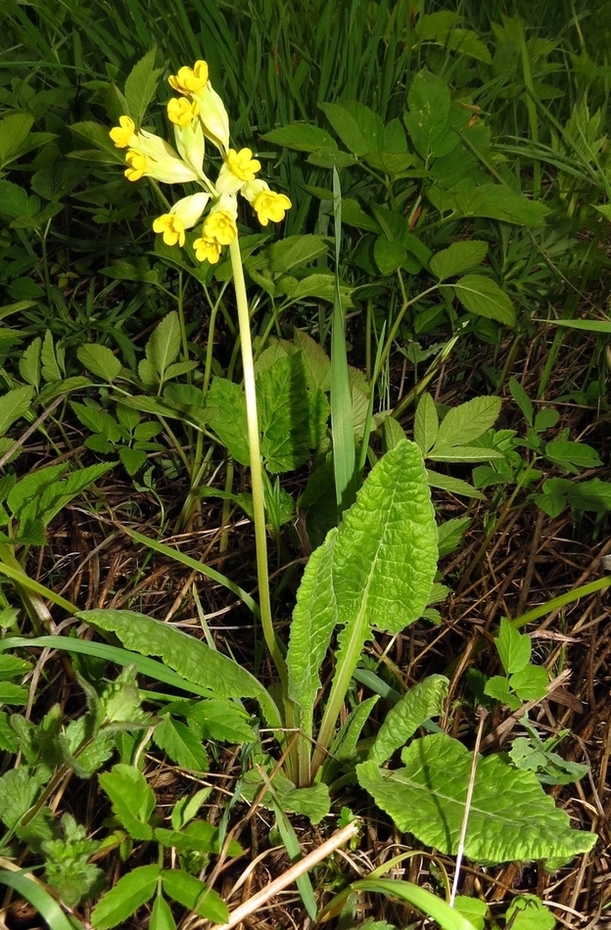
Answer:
(109, 59, 291, 263)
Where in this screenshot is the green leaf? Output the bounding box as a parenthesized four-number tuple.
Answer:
(357, 733, 596, 863)
(124, 48, 165, 126)
(437, 517, 471, 557)
(206, 378, 249, 464)
(451, 275, 516, 325)
(374, 236, 407, 275)
(161, 870, 228, 923)
(294, 329, 331, 392)
(41, 330, 63, 382)
(150, 894, 176, 930)
(0, 386, 33, 436)
(426, 470, 486, 500)
(430, 241, 488, 280)
(509, 377, 534, 426)
(484, 675, 520, 710)
(0, 180, 29, 217)
(188, 699, 255, 743)
(97, 764, 155, 840)
(42, 813, 102, 907)
(428, 445, 505, 463)
(265, 234, 329, 273)
(431, 184, 551, 226)
(261, 123, 339, 153)
(368, 675, 449, 766)
(0, 112, 34, 167)
(0, 712, 18, 752)
(320, 101, 385, 156)
(153, 717, 208, 772)
(145, 311, 181, 380)
(18, 338, 41, 390)
(78, 609, 283, 729)
(0, 868, 82, 930)
(545, 440, 602, 473)
(77, 344, 122, 382)
(509, 665, 549, 701)
(352, 878, 479, 930)
(404, 69, 457, 160)
(414, 393, 439, 455)
(288, 441, 437, 746)
(437, 396, 502, 450)
(505, 894, 555, 930)
(0, 682, 28, 704)
(91, 864, 160, 929)
(496, 617, 531, 674)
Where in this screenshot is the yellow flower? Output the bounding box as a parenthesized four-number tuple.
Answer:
(110, 115, 136, 148)
(167, 97, 200, 126)
(193, 236, 222, 264)
(253, 189, 292, 226)
(124, 149, 147, 181)
(153, 213, 186, 247)
(227, 148, 261, 182)
(203, 209, 237, 246)
(169, 60, 209, 95)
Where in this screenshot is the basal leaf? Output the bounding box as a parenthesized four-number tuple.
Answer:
(91, 864, 160, 930)
(357, 733, 596, 863)
(368, 675, 449, 766)
(294, 329, 331, 392)
(435, 396, 502, 449)
(430, 240, 488, 280)
(265, 235, 328, 273)
(452, 275, 516, 325)
(78, 609, 283, 729)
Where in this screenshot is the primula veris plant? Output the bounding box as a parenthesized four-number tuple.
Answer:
(109, 59, 291, 264)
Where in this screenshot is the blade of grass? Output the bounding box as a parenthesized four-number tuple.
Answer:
(0, 865, 85, 930)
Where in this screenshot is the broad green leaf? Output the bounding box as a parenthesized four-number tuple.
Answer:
(436, 396, 502, 449)
(153, 717, 208, 772)
(261, 124, 339, 153)
(287, 272, 353, 308)
(98, 764, 155, 840)
(431, 184, 550, 226)
(161, 870, 228, 923)
(357, 733, 596, 863)
(78, 609, 283, 729)
(437, 517, 471, 556)
(430, 241, 488, 280)
(545, 440, 602, 472)
(320, 101, 385, 156)
(0, 653, 32, 682)
(18, 338, 41, 390)
(427, 471, 486, 500)
(0, 682, 28, 704)
(77, 344, 122, 382)
(188, 699, 255, 743)
(124, 48, 165, 126)
(0, 386, 33, 436)
(8, 462, 68, 516)
(506, 894, 555, 930)
(288, 441, 437, 740)
(484, 675, 521, 710)
(258, 354, 329, 472)
(0, 113, 34, 168)
(368, 675, 449, 765)
(341, 198, 381, 233)
(36, 462, 116, 527)
(265, 235, 328, 273)
(91, 864, 160, 929)
(145, 311, 181, 379)
(454, 896, 487, 930)
(404, 70, 457, 160)
(510, 665, 549, 701)
(0, 180, 29, 217)
(0, 713, 18, 752)
(414, 393, 439, 455)
(205, 377, 249, 464)
(294, 330, 331, 392)
(496, 618, 531, 674)
(41, 330, 62, 382)
(374, 236, 407, 275)
(150, 894, 176, 930)
(451, 275, 516, 326)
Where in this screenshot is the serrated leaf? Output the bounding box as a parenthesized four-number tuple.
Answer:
(444, 184, 551, 226)
(261, 124, 339, 153)
(496, 617, 531, 674)
(98, 764, 155, 840)
(320, 101, 385, 156)
(509, 665, 549, 701)
(91, 864, 160, 930)
(0, 385, 33, 436)
(19, 338, 41, 390)
(404, 70, 456, 160)
(145, 311, 181, 379)
(437, 517, 471, 556)
(265, 234, 329, 273)
(150, 894, 176, 930)
(154, 716, 208, 772)
(428, 446, 505, 463)
(77, 344, 122, 382)
(0, 112, 34, 168)
(41, 330, 62, 382)
(414, 393, 439, 454)
(484, 675, 519, 708)
(288, 441, 437, 733)
(357, 733, 596, 863)
(205, 378, 249, 464)
(0, 712, 18, 752)
(0, 682, 28, 704)
(374, 236, 407, 275)
(294, 330, 331, 392)
(161, 870, 228, 923)
(452, 275, 515, 325)
(426, 470, 486, 500)
(188, 699, 255, 743)
(368, 675, 449, 765)
(430, 240, 488, 280)
(77, 608, 283, 729)
(545, 440, 602, 472)
(124, 48, 164, 125)
(435, 396, 502, 450)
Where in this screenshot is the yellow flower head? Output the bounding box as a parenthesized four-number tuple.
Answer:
(169, 60, 209, 95)
(110, 115, 136, 149)
(253, 189, 292, 226)
(167, 97, 200, 127)
(193, 236, 222, 264)
(227, 148, 261, 182)
(203, 209, 237, 246)
(153, 213, 186, 247)
(124, 149, 148, 181)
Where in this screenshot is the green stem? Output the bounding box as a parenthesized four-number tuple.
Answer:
(228, 237, 288, 693)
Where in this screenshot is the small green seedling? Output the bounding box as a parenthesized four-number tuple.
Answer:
(484, 618, 549, 711)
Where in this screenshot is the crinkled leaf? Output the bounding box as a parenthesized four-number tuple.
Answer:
(368, 675, 449, 765)
(91, 864, 160, 929)
(78, 608, 282, 729)
(357, 733, 596, 863)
